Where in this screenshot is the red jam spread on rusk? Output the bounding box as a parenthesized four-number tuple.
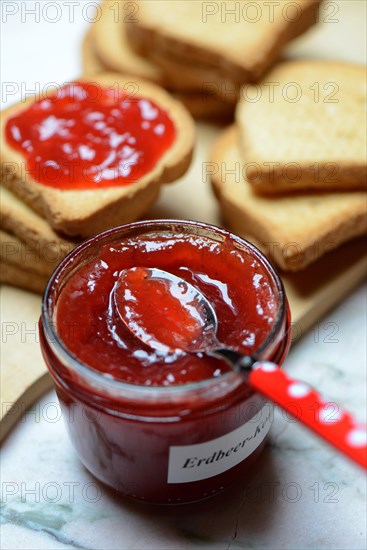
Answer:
(55, 233, 276, 386)
(5, 82, 176, 189)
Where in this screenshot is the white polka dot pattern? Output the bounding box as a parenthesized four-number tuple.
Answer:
(254, 361, 277, 373)
(347, 428, 367, 448)
(319, 405, 342, 424)
(288, 382, 311, 398)
(249, 361, 367, 470)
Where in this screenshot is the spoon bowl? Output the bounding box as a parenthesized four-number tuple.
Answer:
(114, 267, 221, 354)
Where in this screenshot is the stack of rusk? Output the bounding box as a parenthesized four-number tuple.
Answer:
(0, 186, 75, 293)
(0, 69, 195, 294)
(211, 60, 367, 272)
(82, 0, 321, 119)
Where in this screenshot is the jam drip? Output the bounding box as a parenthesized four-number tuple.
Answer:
(5, 82, 176, 189)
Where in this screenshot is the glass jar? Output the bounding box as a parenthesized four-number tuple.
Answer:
(40, 220, 291, 504)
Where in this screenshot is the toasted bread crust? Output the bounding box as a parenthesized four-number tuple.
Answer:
(1, 73, 195, 238)
(81, 29, 105, 74)
(236, 60, 367, 193)
(175, 92, 234, 120)
(0, 261, 49, 294)
(0, 186, 74, 254)
(0, 229, 63, 276)
(91, 1, 164, 83)
(127, 0, 320, 82)
(211, 126, 367, 271)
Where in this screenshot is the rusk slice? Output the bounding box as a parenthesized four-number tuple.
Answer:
(92, 0, 164, 84)
(0, 230, 61, 277)
(1, 73, 195, 238)
(0, 186, 74, 255)
(237, 61, 367, 193)
(82, 31, 234, 120)
(127, 0, 320, 82)
(90, 1, 235, 98)
(0, 261, 49, 294)
(210, 126, 367, 271)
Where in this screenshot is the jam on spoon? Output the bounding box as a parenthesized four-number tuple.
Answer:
(114, 266, 244, 365)
(114, 267, 210, 353)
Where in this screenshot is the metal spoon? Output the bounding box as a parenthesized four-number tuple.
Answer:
(114, 267, 367, 470)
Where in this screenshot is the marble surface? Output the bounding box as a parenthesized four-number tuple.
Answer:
(1, 284, 366, 550)
(1, 1, 367, 549)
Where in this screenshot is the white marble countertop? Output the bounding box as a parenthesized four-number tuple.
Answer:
(1, 284, 366, 550)
(1, 2, 366, 549)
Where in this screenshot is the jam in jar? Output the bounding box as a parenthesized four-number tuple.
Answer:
(40, 220, 291, 503)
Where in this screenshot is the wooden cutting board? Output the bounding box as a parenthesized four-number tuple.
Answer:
(1, 122, 366, 442)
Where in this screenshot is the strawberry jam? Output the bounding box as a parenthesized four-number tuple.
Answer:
(113, 267, 207, 354)
(55, 232, 276, 386)
(5, 82, 175, 189)
(40, 221, 291, 503)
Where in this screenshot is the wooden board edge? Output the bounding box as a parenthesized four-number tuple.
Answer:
(290, 254, 367, 342)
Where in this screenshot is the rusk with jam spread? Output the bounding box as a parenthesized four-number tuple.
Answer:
(1, 73, 195, 238)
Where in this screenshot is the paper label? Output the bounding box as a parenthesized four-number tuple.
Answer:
(167, 404, 272, 484)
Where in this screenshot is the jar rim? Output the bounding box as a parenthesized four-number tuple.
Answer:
(41, 219, 288, 398)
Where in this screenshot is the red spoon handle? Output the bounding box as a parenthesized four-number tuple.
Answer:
(248, 362, 367, 470)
